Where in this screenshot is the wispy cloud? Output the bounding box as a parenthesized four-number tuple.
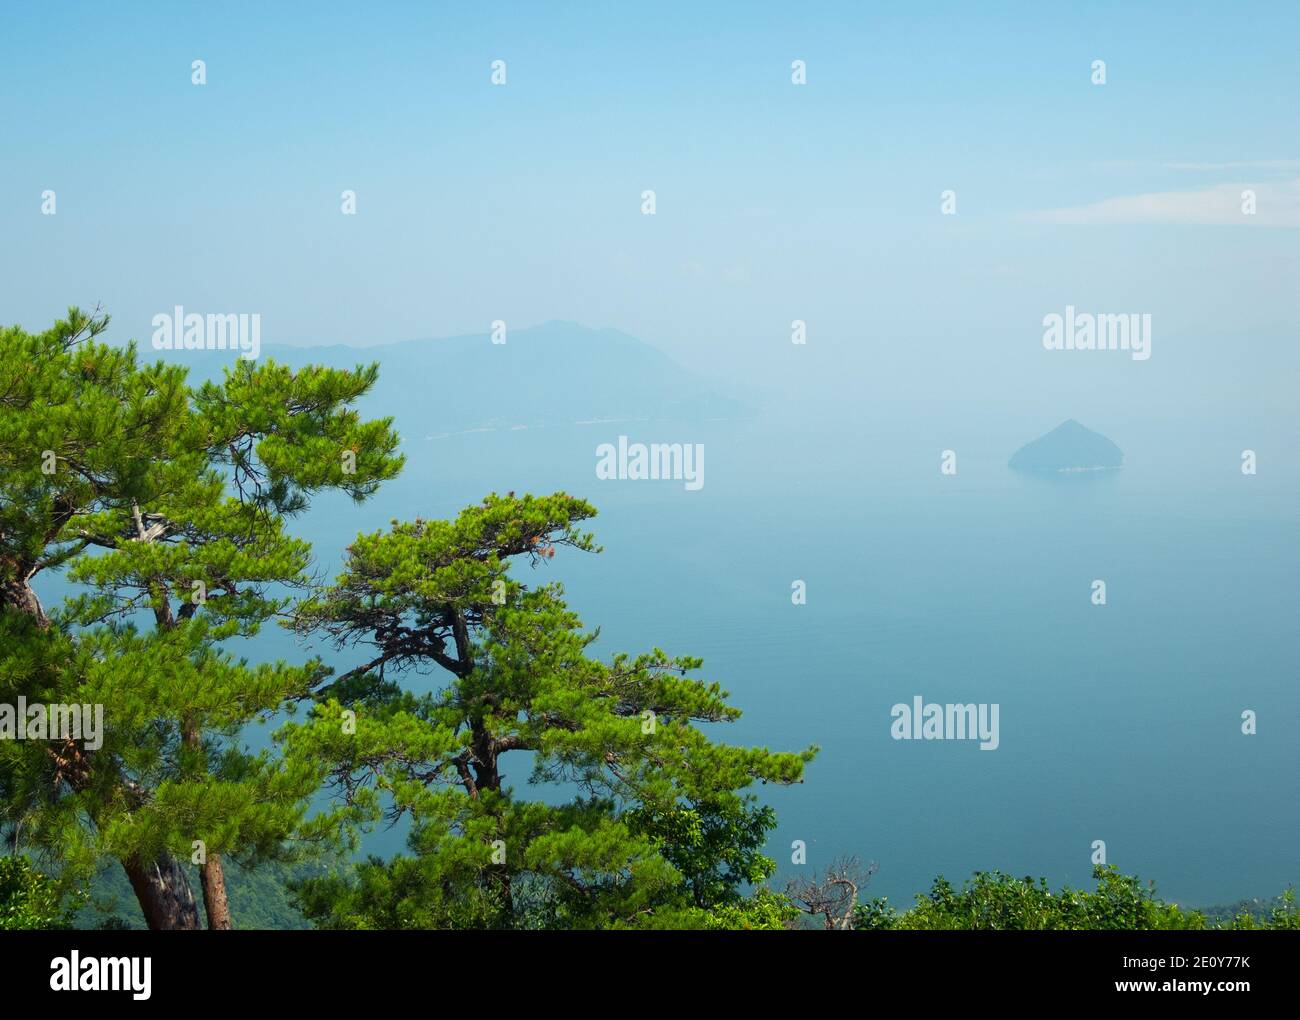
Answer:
(1088, 160, 1300, 175)
(1162, 160, 1300, 174)
(1028, 180, 1300, 227)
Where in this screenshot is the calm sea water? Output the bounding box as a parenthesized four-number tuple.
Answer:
(280, 408, 1298, 909)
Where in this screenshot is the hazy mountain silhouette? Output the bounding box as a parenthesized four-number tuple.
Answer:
(176, 321, 748, 433)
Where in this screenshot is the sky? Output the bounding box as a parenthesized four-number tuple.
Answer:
(2, 1, 1297, 399)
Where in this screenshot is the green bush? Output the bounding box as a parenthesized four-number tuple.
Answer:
(855, 866, 1207, 930)
(704, 888, 800, 930)
(0, 855, 75, 930)
(1225, 887, 1299, 930)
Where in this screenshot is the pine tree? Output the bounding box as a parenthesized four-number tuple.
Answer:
(0, 308, 402, 928)
(280, 493, 815, 928)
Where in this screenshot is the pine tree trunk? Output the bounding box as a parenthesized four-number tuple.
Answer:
(200, 853, 234, 930)
(180, 718, 235, 928)
(0, 563, 47, 627)
(4, 558, 202, 931)
(122, 855, 202, 930)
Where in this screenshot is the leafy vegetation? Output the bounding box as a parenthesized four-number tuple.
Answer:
(0, 854, 77, 930)
(0, 307, 400, 928)
(854, 867, 1299, 931)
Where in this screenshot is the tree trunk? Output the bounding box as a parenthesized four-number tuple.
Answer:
(180, 718, 235, 928)
(200, 853, 234, 930)
(122, 854, 202, 930)
(5, 538, 209, 932)
(0, 563, 47, 627)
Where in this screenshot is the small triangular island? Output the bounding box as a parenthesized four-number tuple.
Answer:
(1008, 420, 1123, 474)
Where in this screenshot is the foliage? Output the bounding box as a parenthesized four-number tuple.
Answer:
(852, 869, 1300, 931)
(625, 799, 780, 909)
(0, 307, 402, 926)
(856, 867, 1206, 930)
(703, 887, 799, 930)
(1224, 887, 1299, 930)
(0, 854, 76, 930)
(278, 493, 815, 929)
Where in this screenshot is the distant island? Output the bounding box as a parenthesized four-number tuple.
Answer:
(1009, 419, 1123, 473)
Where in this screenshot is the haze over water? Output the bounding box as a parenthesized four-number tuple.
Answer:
(276, 388, 1298, 909)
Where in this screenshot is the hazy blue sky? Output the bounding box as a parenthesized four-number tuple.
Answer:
(3, 1, 1296, 399)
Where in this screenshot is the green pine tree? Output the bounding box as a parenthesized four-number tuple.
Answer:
(0, 308, 402, 928)
(278, 492, 816, 929)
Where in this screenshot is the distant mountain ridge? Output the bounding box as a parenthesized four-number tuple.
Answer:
(178, 320, 747, 434)
(1009, 419, 1123, 473)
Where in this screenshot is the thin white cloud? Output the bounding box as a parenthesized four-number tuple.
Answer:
(1028, 179, 1300, 227)
(1087, 159, 1300, 174)
(1162, 160, 1300, 173)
